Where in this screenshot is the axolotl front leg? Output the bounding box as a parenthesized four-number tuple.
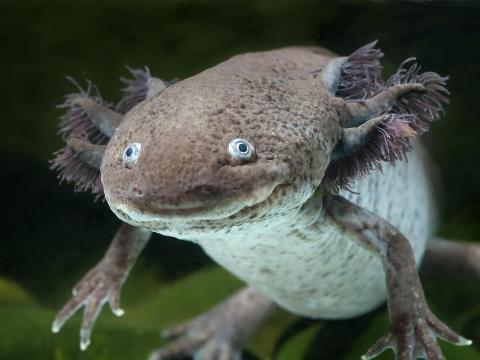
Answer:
(52, 223, 151, 350)
(325, 194, 471, 360)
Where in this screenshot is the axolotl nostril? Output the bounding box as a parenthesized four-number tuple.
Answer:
(50, 42, 478, 359)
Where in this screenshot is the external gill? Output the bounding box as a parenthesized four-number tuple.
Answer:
(51, 78, 119, 199)
(336, 40, 384, 101)
(330, 115, 395, 162)
(324, 45, 449, 190)
(57, 77, 115, 144)
(66, 138, 106, 169)
(66, 96, 123, 138)
(116, 66, 177, 114)
(51, 67, 173, 198)
(343, 83, 426, 128)
(50, 137, 106, 199)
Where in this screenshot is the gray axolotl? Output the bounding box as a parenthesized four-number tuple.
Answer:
(50, 41, 479, 360)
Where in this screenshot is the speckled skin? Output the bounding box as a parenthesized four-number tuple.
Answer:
(101, 48, 432, 318)
(199, 142, 435, 319)
(102, 47, 343, 221)
(52, 46, 475, 359)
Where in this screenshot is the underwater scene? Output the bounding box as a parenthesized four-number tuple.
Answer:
(1, 0, 480, 359)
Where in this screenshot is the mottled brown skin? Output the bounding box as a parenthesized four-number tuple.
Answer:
(101, 47, 344, 224)
(52, 46, 478, 360)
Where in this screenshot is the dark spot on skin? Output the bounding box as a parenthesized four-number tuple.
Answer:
(260, 268, 272, 275)
(131, 184, 143, 197)
(194, 185, 218, 196)
(216, 157, 229, 167)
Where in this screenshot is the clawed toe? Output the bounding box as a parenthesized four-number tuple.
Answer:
(426, 312, 471, 346)
(361, 333, 394, 360)
(362, 312, 472, 360)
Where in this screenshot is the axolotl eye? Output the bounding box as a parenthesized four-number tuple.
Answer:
(123, 143, 141, 166)
(228, 138, 255, 161)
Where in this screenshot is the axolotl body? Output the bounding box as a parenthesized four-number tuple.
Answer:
(50, 42, 479, 360)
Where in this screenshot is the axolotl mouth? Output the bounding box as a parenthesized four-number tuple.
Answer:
(110, 174, 287, 223)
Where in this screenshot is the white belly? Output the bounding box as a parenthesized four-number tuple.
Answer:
(198, 142, 437, 319)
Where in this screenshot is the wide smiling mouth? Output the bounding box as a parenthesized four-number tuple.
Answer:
(109, 181, 283, 223)
(104, 159, 291, 224)
(116, 203, 216, 221)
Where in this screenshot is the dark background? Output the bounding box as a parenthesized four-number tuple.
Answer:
(1, 0, 479, 359)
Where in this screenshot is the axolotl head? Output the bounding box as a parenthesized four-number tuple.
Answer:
(53, 44, 448, 238)
(101, 50, 345, 235)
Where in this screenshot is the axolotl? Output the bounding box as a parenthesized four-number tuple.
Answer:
(50, 42, 480, 360)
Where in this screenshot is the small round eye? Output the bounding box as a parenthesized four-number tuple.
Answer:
(228, 138, 255, 161)
(123, 143, 141, 165)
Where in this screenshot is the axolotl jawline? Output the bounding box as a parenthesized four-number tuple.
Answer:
(50, 42, 479, 360)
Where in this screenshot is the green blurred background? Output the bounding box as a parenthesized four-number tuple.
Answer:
(1, 0, 479, 359)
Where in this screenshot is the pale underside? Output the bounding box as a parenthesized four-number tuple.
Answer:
(197, 141, 436, 319)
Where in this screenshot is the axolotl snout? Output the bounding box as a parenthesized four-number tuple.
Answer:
(50, 43, 480, 360)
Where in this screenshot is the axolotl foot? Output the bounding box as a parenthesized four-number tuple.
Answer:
(148, 286, 274, 360)
(362, 310, 471, 360)
(51, 257, 128, 350)
(51, 224, 151, 350)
